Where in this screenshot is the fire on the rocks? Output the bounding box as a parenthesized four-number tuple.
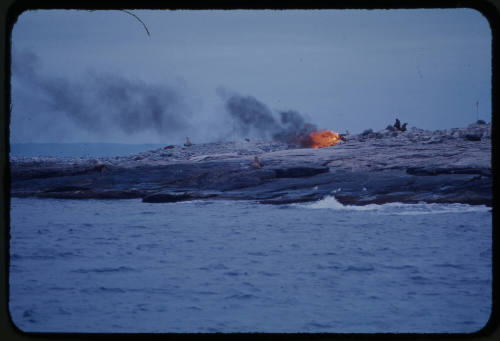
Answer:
(300, 129, 346, 149)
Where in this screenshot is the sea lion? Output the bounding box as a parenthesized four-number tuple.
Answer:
(252, 156, 262, 169)
(394, 119, 408, 132)
(94, 162, 108, 174)
(394, 119, 401, 130)
(340, 130, 349, 141)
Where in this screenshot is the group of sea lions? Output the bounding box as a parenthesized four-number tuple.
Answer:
(393, 118, 408, 132)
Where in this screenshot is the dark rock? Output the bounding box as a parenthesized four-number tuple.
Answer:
(274, 167, 329, 178)
(431, 195, 491, 206)
(164, 145, 175, 149)
(259, 195, 322, 205)
(361, 129, 373, 136)
(464, 133, 482, 141)
(336, 193, 420, 206)
(36, 190, 146, 200)
(142, 192, 217, 203)
(476, 120, 486, 125)
(44, 186, 90, 193)
(406, 167, 490, 177)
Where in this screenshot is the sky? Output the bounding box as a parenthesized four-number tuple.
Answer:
(10, 9, 491, 144)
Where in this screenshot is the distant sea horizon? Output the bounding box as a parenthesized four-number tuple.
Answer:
(10, 142, 168, 158)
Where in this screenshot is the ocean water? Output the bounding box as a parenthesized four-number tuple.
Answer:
(9, 197, 492, 333)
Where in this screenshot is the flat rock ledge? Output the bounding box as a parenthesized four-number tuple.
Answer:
(10, 123, 492, 206)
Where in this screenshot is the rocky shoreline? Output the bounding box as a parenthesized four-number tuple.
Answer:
(10, 122, 492, 206)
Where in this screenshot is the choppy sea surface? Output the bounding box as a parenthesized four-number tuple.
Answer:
(9, 197, 492, 333)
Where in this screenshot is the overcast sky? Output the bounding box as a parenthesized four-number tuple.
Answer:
(10, 9, 491, 144)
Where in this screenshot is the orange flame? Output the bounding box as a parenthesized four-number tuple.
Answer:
(303, 129, 344, 149)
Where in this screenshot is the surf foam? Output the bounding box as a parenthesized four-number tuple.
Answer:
(298, 196, 491, 215)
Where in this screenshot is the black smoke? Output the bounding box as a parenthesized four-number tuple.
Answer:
(11, 50, 191, 140)
(224, 94, 281, 139)
(274, 110, 318, 143)
(222, 92, 318, 144)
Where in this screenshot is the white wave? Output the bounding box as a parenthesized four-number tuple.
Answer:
(297, 196, 491, 215)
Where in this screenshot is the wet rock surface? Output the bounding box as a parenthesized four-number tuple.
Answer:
(10, 123, 492, 206)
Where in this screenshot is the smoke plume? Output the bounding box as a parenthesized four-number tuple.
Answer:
(222, 91, 318, 144)
(12, 50, 322, 145)
(11, 50, 192, 142)
(224, 94, 281, 138)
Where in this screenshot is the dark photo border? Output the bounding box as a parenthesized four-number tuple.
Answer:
(1, 0, 498, 340)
